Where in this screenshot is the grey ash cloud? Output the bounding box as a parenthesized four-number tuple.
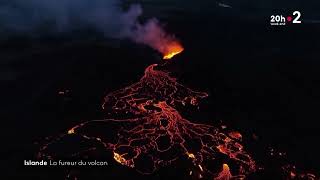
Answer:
(0, 0, 141, 37)
(0, 0, 180, 56)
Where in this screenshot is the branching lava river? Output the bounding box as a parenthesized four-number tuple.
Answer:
(37, 62, 317, 179)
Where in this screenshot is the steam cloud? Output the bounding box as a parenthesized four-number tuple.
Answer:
(0, 0, 179, 55)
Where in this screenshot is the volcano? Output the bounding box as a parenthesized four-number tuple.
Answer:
(2, 1, 319, 179)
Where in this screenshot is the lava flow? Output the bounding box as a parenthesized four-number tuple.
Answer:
(37, 53, 318, 179)
(38, 57, 257, 179)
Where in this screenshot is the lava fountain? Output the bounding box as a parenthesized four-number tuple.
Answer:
(130, 18, 184, 60)
(162, 41, 184, 60)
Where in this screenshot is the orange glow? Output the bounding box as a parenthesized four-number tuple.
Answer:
(228, 131, 242, 141)
(67, 128, 75, 134)
(163, 42, 184, 60)
(113, 152, 127, 165)
(217, 145, 228, 154)
(216, 164, 232, 180)
(186, 152, 195, 159)
(113, 152, 135, 168)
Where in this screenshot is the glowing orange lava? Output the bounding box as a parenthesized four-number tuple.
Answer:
(163, 42, 184, 59)
(113, 152, 134, 168)
(37, 61, 318, 179)
(215, 164, 232, 180)
(38, 63, 256, 178)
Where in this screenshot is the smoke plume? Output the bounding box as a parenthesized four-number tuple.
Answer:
(0, 0, 182, 57)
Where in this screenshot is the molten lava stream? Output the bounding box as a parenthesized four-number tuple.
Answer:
(38, 61, 257, 179)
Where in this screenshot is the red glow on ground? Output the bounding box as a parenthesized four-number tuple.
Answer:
(39, 63, 256, 178)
